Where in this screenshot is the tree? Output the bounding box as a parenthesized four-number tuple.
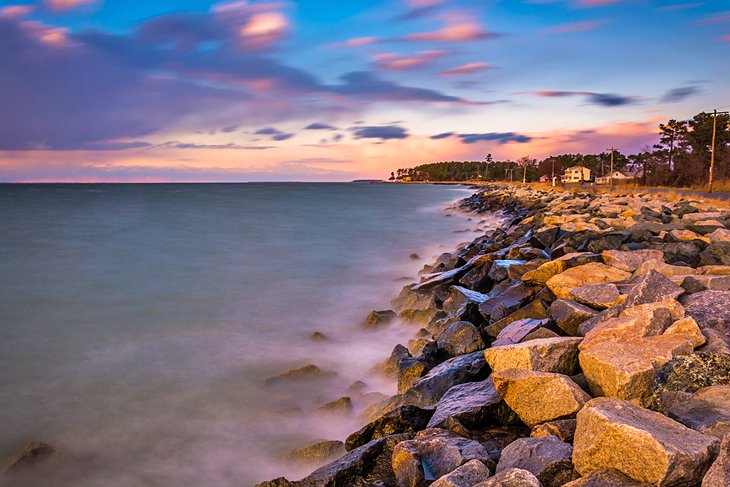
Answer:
(654, 119, 688, 173)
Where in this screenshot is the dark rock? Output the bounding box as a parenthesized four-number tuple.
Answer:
(485, 299, 549, 338)
(531, 226, 560, 249)
(651, 352, 730, 412)
(392, 286, 442, 324)
(703, 435, 730, 487)
(442, 286, 489, 324)
(346, 406, 434, 451)
(376, 344, 411, 378)
(489, 260, 527, 283)
(492, 318, 551, 347)
(568, 283, 620, 310)
(264, 364, 337, 386)
(348, 381, 368, 394)
(317, 396, 353, 414)
(530, 419, 577, 443)
(495, 435, 578, 487)
(699, 242, 730, 266)
(364, 310, 398, 329)
(282, 440, 346, 465)
(410, 253, 420, 260)
(392, 428, 492, 487)
(479, 282, 538, 323)
(550, 299, 597, 336)
(458, 263, 494, 293)
(399, 351, 489, 408)
(664, 386, 730, 438)
(1, 442, 55, 475)
(310, 331, 329, 341)
(427, 377, 517, 429)
(475, 468, 541, 487)
(586, 234, 624, 254)
(398, 358, 428, 394)
(681, 291, 730, 348)
(523, 327, 560, 341)
(436, 321, 485, 357)
(621, 270, 684, 309)
(563, 469, 650, 486)
(657, 242, 702, 266)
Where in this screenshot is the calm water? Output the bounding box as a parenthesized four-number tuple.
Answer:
(0, 183, 491, 486)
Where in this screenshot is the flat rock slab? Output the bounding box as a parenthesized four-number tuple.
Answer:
(496, 435, 578, 487)
(484, 337, 582, 375)
(474, 467, 541, 487)
(569, 283, 622, 309)
(492, 369, 591, 428)
(547, 263, 631, 300)
(427, 377, 516, 429)
(665, 385, 730, 439)
(431, 459, 492, 487)
(491, 318, 550, 347)
(573, 397, 720, 486)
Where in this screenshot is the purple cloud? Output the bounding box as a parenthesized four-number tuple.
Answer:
(431, 132, 532, 144)
(305, 122, 337, 130)
(352, 125, 410, 140)
(662, 86, 701, 103)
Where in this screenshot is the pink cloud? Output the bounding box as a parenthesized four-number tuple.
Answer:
(405, 14, 497, 42)
(212, 1, 290, 49)
(337, 36, 378, 47)
(439, 62, 493, 76)
(372, 50, 448, 71)
(19, 20, 70, 45)
(697, 11, 730, 24)
(658, 3, 705, 11)
(543, 19, 612, 33)
(405, 0, 445, 7)
(44, 0, 98, 12)
(575, 0, 622, 7)
(1, 5, 35, 17)
(722, 34, 730, 42)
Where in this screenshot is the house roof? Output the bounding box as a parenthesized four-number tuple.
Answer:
(565, 165, 590, 170)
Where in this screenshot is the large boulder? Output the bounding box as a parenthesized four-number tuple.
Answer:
(702, 435, 730, 487)
(474, 468, 542, 487)
(579, 303, 675, 350)
(550, 299, 597, 336)
(496, 435, 578, 487)
(483, 337, 582, 375)
(479, 282, 538, 323)
(485, 300, 549, 339)
(568, 283, 622, 310)
(398, 358, 429, 394)
(621, 271, 684, 309)
(573, 397, 720, 486)
(364, 310, 397, 328)
(345, 405, 434, 451)
(282, 441, 345, 465)
(602, 249, 664, 273)
(546, 263, 631, 300)
(427, 377, 517, 429)
(492, 369, 591, 428)
(699, 242, 730, 266)
(664, 386, 730, 439)
(430, 459, 492, 487)
(562, 469, 650, 486)
(681, 290, 730, 348)
(436, 321, 485, 357)
(392, 429, 492, 487)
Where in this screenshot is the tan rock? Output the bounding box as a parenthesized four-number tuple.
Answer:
(663, 316, 706, 348)
(697, 265, 730, 275)
(547, 263, 631, 300)
(573, 397, 720, 486)
(633, 261, 696, 278)
(702, 435, 730, 487)
(492, 369, 591, 428)
(522, 259, 569, 286)
(531, 419, 577, 443)
(670, 228, 711, 244)
(707, 227, 730, 243)
(579, 342, 656, 405)
(483, 337, 582, 375)
(579, 306, 674, 351)
(602, 249, 664, 273)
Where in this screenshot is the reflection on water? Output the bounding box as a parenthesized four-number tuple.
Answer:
(0, 183, 493, 486)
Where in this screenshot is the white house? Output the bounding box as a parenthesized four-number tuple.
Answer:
(562, 165, 591, 183)
(595, 170, 642, 185)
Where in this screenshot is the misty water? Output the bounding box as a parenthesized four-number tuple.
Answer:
(0, 183, 497, 486)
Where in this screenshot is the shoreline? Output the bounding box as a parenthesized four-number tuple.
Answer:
(258, 183, 730, 487)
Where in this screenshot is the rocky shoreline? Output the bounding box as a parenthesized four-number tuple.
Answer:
(256, 184, 730, 487)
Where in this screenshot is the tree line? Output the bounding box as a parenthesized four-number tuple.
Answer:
(389, 111, 730, 188)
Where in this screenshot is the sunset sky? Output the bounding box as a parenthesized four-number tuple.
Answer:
(1, 0, 729, 182)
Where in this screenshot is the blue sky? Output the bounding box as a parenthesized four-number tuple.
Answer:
(0, 0, 728, 181)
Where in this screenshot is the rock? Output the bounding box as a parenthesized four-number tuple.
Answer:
(310, 331, 328, 341)
(634, 261, 696, 279)
(707, 228, 730, 243)
(550, 299, 598, 336)
(479, 282, 538, 323)
(365, 310, 398, 328)
(410, 253, 421, 260)
(568, 283, 622, 310)
(257, 433, 412, 487)
(348, 381, 368, 394)
(475, 468, 542, 487)
(664, 386, 730, 438)
(485, 300, 550, 339)
(437, 321, 485, 357)
(602, 249, 664, 273)
(702, 435, 730, 487)
(492, 369, 591, 428)
(523, 327, 560, 341)
(651, 352, 730, 411)
(427, 377, 517, 429)
(663, 316, 706, 347)
(442, 286, 490, 324)
(621, 270, 684, 309)
(522, 259, 569, 286)
(495, 435, 578, 487)
(531, 419, 577, 443)
(317, 396, 353, 414)
(346, 405, 434, 451)
(378, 344, 412, 378)
(546, 263, 631, 300)
(398, 359, 429, 394)
(400, 351, 488, 408)
(700, 242, 730, 266)
(681, 291, 730, 347)
(484, 337, 582, 375)
(1, 442, 55, 475)
(459, 264, 493, 293)
(681, 274, 730, 293)
(492, 318, 550, 347)
(282, 440, 346, 464)
(579, 303, 675, 350)
(573, 397, 720, 486)
(393, 287, 442, 324)
(392, 429, 491, 487)
(562, 469, 650, 486)
(264, 364, 337, 386)
(531, 226, 560, 249)
(431, 459, 492, 487)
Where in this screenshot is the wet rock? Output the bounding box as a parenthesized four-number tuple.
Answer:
(346, 406, 434, 451)
(1, 442, 55, 475)
(479, 282, 538, 323)
(702, 435, 730, 487)
(562, 469, 650, 486)
(665, 386, 730, 438)
(568, 283, 621, 310)
(410, 253, 421, 260)
(264, 364, 337, 386)
(546, 263, 631, 300)
(317, 396, 353, 414)
(377, 344, 412, 378)
(573, 397, 720, 486)
(400, 351, 488, 408)
(398, 359, 429, 394)
(485, 300, 549, 339)
(495, 435, 578, 487)
(699, 242, 730, 266)
(484, 337, 582, 375)
(427, 377, 517, 429)
(621, 270, 684, 309)
(392, 287, 442, 324)
(310, 331, 328, 341)
(602, 249, 664, 273)
(492, 318, 550, 347)
(474, 467, 542, 487)
(442, 286, 489, 325)
(436, 321, 485, 357)
(431, 459, 492, 487)
(348, 381, 368, 394)
(282, 440, 346, 465)
(492, 369, 591, 428)
(550, 299, 597, 336)
(530, 419, 577, 443)
(364, 310, 398, 329)
(392, 429, 491, 487)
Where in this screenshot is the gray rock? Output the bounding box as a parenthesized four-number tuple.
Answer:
(479, 282, 538, 323)
(427, 377, 517, 429)
(431, 459, 492, 487)
(699, 242, 730, 266)
(495, 436, 578, 487)
(703, 435, 730, 487)
(485, 300, 549, 339)
(437, 321, 485, 357)
(622, 270, 684, 309)
(568, 283, 620, 309)
(346, 405, 434, 451)
(492, 318, 550, 347)
(475, 468, 542, 487)
(681, 291, 730, 348)
(665, 385, 730, 438)
(550, 299, 597, 336)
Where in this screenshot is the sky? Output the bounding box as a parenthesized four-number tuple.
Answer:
(0, 0, 729, 182)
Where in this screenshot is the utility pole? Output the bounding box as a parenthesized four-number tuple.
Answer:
(607, 147, 615, 187)
(523, 164, 527, 184)
(709, 109, 729, 193)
